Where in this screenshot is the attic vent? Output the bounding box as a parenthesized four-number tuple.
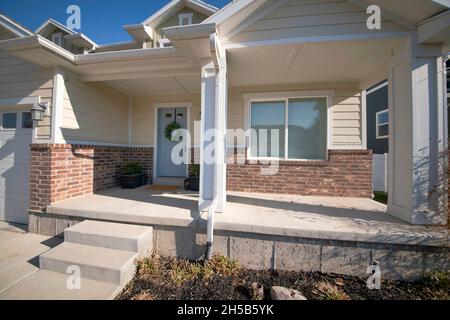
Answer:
(178, 12, 193, 26)
(51, 32, 63, 47)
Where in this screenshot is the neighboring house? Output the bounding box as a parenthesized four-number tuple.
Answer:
(366, 80, 389, 193)
(0, 0, 449, 280)
(366, 81, 389, 155)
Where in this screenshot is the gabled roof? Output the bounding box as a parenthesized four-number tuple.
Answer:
(142, 0, 218, 28)
(35, 18, 77, 36)
(0, 13, 34, 37)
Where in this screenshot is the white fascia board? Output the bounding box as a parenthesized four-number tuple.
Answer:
(35, 18, 76, 35)
(75, 46, 178, 64)
(123, 24, 153, 41)
(163, 23, 216, 41)
(0, 35, 76, 62)
(0, 14, 34, 37)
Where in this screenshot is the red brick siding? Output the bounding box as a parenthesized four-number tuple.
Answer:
(227, 149, 372, 197)
(29, 144, 153, 212)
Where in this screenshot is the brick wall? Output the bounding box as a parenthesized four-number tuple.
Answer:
(227, 149, 372, 197)
(30, 144, 153, 212)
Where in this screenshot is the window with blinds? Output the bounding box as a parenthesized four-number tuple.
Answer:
(250, 97, 327, 160)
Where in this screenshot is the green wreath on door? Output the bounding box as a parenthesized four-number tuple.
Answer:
(164, 122, 181, 140)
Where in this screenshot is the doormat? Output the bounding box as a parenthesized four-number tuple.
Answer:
(146, 185, 180, 192)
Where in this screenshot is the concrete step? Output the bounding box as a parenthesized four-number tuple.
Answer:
(39, 242, 137, 285)
(0, 270, 119, 300)
(64, 220, 152, 257)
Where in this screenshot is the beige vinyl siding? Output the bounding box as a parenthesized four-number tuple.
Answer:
(229, 0, 411, 44)
(0, 49, 53, 139)
(131, 93, 201, 146)
(227, 83, 363, 148)
(129, 83, 362, 149)
(61, 72, 128, 144)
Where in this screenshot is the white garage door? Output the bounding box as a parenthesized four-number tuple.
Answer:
(0, 110, 32, 224)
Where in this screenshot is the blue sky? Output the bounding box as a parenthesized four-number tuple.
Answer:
(0, 0, 231, 44)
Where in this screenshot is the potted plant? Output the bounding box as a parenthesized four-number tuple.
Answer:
(120, 162, 146, 189)
(184, 164, 199, 191)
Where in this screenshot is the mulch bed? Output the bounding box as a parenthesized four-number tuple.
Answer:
(116, 255, 449, 300)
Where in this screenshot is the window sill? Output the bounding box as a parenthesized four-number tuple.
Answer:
(245, 159, 329, 167)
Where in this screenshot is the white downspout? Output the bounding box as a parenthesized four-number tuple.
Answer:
(205, 33, 227, 260)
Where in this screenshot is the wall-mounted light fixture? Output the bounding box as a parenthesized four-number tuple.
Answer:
(30, 102, 48, 122)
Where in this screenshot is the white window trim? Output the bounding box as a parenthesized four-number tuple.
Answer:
(243, 91, 334, 161)
(51, 32, 63, 46)
(178, 12, 193, 26)
(376, 109, 389, 139)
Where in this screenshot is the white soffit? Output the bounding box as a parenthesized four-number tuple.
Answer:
(227, 39, 399, 87)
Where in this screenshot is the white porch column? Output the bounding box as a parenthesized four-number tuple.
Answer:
(388, 36, 447, 225)
(199, 54, 227, 213)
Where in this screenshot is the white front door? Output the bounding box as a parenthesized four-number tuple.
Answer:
(0, 110, 32, 224)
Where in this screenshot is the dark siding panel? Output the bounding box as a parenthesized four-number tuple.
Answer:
(367, 85, 389, 154)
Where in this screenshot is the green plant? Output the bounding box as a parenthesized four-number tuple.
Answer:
(122, 162, 144, 176)
(313, 281, 351, 300)
(164, 122, 181, 140)
(190, 164, 200, 177)
(424, 271, 450, 289)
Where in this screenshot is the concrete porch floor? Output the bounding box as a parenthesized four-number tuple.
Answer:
(46, 186, 449, 247)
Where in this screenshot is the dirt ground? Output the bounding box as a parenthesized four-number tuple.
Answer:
(117, 255, 449, 300)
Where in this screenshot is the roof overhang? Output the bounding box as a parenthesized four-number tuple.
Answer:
(0, 35, 201, 82)
(0, 14, 34, 37)
(35, 18, 76, 36)
(418, 10, 450, 44)
(163, 23, 217, 67)
(123, 24, 153, 42)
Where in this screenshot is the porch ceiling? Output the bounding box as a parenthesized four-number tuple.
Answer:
(103, 74, 201, 95)
(227, 38, 403, 87)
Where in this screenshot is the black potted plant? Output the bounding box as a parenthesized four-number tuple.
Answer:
(184, 164, 199, 191)
(120, 162, 146, 189)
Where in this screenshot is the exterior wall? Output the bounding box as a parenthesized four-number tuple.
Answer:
(131, 93, 201, 146)
(229, 0, 411, 44)
(227, 149, 372, 197)
(367, 84, 389, 154)
(29, 144, 153, 213)
(61, 72, 129, 144)
(131, 83, 364, 149)
(0, 49, 53, 139)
